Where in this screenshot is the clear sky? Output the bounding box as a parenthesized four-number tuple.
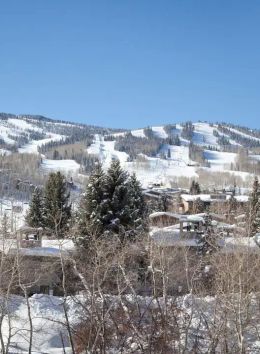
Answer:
(0, 0, 260, 129)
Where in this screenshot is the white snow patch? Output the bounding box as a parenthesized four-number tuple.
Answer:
(204, 150, 237, 170)
(192, 122, 218, 147)
(19, 133, 64, 154)
(41, 159, 80, 173)
(131, 129, 146, 138)
(151, 126, 168, 139)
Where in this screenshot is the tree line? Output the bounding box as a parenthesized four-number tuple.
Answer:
(26, 160, 147, 243)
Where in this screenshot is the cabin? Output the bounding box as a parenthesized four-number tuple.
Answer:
(149, 211, 204, 238)
(180, 194, 249, 213)
(0, 230, 76, 296)
(18, 226, 43, 248)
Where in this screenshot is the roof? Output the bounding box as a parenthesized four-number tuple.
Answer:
(181, 194, 249, 203)
(150, 228, 260, 254)
(149, 212, 204, 223)
(0, 238, 75, 258)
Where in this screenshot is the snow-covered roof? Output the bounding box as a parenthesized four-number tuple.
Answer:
(149, 212, 204, 223)
(181, 194, 249, 203)
(0, 239, 75, 258)
(150, 227, 260, 253)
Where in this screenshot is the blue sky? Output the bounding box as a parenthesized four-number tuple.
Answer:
(0, 0, 260, 129)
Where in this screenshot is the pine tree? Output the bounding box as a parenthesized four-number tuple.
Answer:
(0, 213, 10, 239)
(192, 198, 205, 214)
(127, 173, 146, 231)
(25, 187, 44, 227)
(102, 159, 130, 233)
(247, 176, 260, 236)
(157, 194, 168, 212)
(190, 180, 201, 195)
(197, 213, 218, 256)
(43, 172, 71, 236)
(77, 161, 147, 246)
(77, 162, 105, 241)
(196, 213, 218, 290)
(227, 192, 237, 221)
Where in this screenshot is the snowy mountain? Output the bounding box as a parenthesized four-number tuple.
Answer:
(0, 114, 260, 187)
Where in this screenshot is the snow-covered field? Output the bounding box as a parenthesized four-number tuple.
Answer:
(131, 128, 146, 138)
(18, 133, 64, 154)
(41, 158, 81, 174)
(8, 118, 42, 132)
(1, 292, 260, 353)
(151, 126, 168, 139)
(204, 150, 237, 170)
(0, 294, 78, 353)
(87, 134, 129, 169)
(192, 122, 218, 147)
(160, 144, 192, 164)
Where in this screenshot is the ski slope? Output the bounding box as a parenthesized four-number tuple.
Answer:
(41, 158, 80, 173)
(131, 129, 146, 138)
(8, 117, 42, 132)
(151, 126, 168, 139)
(160, 144, 192, 165)
(87, 134, 129, 168)
(228, 127, 260, 142)
(204, 150, 237, 170)
(88, 135, 198, 187)
(192, 122, 218, 147)
(18, 133, 64, 154)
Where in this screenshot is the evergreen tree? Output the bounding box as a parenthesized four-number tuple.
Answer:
(43, 171, 71, 236)
(0, 213, 9, 238)
(127, 173, 146, 231)
(247, 176, 260, 236)
(102, 159, 130, 233)
(197, 213, 218, 255)
(227, 192, 238, 220)
(77, 161, 147, 246)
(190, 180, 201, 195)
(25, 187, 44, 227)
(157, 194, 168, 212)
(192, 198, 205, 214)
(196, 213, 219, 290)
(77, 162, 105, 241)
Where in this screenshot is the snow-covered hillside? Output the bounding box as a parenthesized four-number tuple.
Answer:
(1, 114, 259, 185)
(88, 134, 198, 187)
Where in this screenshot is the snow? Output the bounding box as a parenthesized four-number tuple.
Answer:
(2, 291, 260, 353)
(8, 118, 42, 132)
(0, 126, 16, 144)
(181, 193, 249, 203)
(250, 154, 260, 161)
(151, 126, 168, 139)
(0, 199, 28, 230)
(151, 224, 260, 252)
(0, 148, 11, 156)
(0, 294, 78, 353)
(204, 150, 237, 170)
(0, 238, 75, 258)
(192, 122, 218, 147)
(149, 211, 204, 223)
(131, 129, 146, 138)
(41, 159, 80, 173)
(126, 157, 198, 188)
(87, 134, 198, 187)
(228, 127, 260, 142)
(160, 144, 192, 164)
(18, 133, 64, 154)
(87, 134, 129, 168)
(181, 194, 212, 202)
